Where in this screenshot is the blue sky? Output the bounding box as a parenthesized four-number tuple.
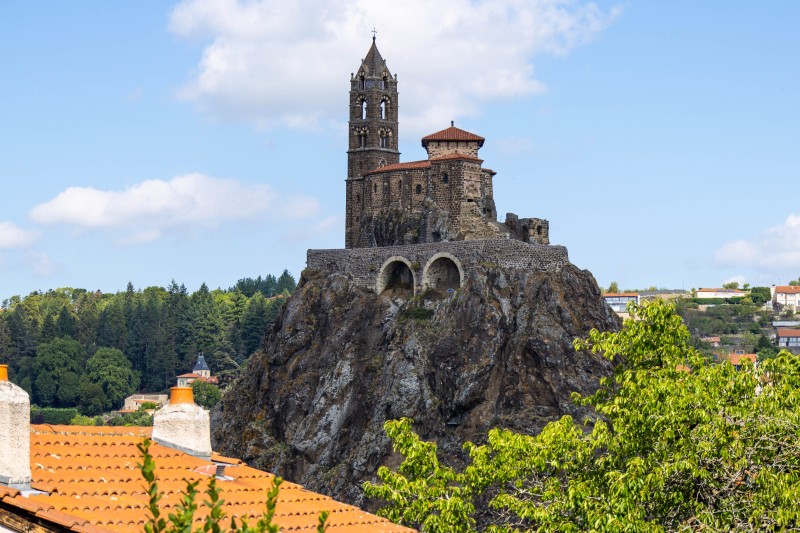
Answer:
(1, 1, 798, 300)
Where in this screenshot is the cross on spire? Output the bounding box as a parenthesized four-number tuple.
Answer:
(372, 27, 377, 43)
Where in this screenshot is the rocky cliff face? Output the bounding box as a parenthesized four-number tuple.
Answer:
(210, 262, 619, 508)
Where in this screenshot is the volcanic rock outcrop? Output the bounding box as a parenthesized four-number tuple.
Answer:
(210, 262, 619, 508)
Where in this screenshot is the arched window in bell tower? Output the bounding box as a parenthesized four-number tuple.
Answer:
(380, 100, 386, 119)
(361, 100, 367, 119)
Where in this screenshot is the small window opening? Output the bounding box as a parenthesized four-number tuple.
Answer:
(442, 173, 449, 184)
(415, 184, 422, 194)
(380, 101, 386, 119)
(361, 100, 367, 119)
(373, 183, 377, 193)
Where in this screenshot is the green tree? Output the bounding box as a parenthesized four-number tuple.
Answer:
(276, 270, 296, 294)
(722, 281, 740, 289)
(33, 337, 85, 407)
(606, 281, 619, 293)
(366, 300, 800, 531)
(239, 292, 270, 359)
(191, 380, 222, 409)
(750, 286, 771, 305)
(86, 347, 140, 410)
(79, 380, 107, 416)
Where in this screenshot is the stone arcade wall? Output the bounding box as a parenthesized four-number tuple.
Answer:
(307, 239, 569, 295)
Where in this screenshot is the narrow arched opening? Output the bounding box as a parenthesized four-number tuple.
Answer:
(361, 100, 368, 119)
(378, 260, 415, 298)
(423, 255, 463, 297)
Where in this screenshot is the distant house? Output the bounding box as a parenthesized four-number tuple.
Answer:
(777, 328, 800, 350)
(122, 393, 168, 411)
(772, 286, 800, 310)
(726, 352, 757, 370)
(696, 288, 746, 299)
(176, 355, 219, 387)
(701, 336, 721, 347)
(603, 293, 639, 314)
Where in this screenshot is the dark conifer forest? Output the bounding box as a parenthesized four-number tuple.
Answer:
(0, 270, 296, 414)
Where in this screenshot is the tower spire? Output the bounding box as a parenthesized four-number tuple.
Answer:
(372, 27, 377, 43)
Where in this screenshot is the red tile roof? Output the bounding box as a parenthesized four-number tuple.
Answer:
(728, 353, 757, 366)
(177, 373, 200, 378)
(775, 285, 800, 294)
(363, 160, 430, 175)
(777, 328, 800, 338)
(3, 425, 413, 533)
(421, 126, 484, 144)
(604, 293, 639, 298)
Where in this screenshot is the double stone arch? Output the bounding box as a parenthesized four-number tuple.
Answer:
(376, 252, 464, 297)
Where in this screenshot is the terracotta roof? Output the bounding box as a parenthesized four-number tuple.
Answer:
(604, 293, 639, 298)
(177, 373, 200, 378)
(775, 285, 800, 294)
(5, 425, 412, 533)
(421, 126, 484, 146)
(363, 160, 431, 175)
(429, 153, 483, 164)
(777, 328, 800, 338)
(728, 353, 757, 366)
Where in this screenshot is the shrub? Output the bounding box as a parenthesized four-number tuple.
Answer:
(30, 406, 79, 425)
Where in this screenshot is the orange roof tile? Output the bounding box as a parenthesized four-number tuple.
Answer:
(604, 293, 639, 297)
(777, 328, 800, 338)
(421, 126, 484, 144)
(775, 285, 800, 294)
(7, 425, 413, 533)
(363, 160, 430, 175)
(177, 372, 200, 378)
(728, 353, 757, 366)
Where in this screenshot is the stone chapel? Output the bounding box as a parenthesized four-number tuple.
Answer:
(344, 37, 550, 250)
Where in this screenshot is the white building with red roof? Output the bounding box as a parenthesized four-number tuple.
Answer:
(772, 285, 800, 310)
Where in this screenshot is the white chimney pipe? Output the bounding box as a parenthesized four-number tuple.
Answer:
(152, 387, 211, 460)
(0, 365, 32, 488)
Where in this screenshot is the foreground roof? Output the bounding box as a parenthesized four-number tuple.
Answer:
(777, 328, 800, 338)
(2, 425, 412, 533)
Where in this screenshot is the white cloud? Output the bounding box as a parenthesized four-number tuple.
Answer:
(0, 221, 40, 249)
(169, 0, 620, 134)
(28, 173, 319, 244)
(714, 214, 800, 269)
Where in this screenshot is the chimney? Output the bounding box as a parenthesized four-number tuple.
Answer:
(152, 387, 211, 460)
(0, 365, 32, 488)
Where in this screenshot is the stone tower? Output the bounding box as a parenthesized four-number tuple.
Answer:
(345, 37, 400, 248)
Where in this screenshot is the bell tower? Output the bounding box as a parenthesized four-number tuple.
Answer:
(345, 36, 399, 248)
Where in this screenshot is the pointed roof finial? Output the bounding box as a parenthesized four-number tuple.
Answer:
(451, 120, 454, 127)
(372, 27, 377, 43)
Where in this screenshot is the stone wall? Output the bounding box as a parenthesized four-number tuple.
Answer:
(307, 239, 569, 295)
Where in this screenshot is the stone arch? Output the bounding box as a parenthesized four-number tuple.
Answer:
(422, 253, 464, 295)
(376, 256, 416, 298)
